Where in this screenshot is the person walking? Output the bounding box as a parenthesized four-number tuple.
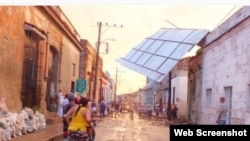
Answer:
(172, 104, 178, 120)
(100, 100, 106, 118)
(107, 102, 111, 115)
(91, 100, 97, 117)
(62, 93, 69, 108)
(216, 97, 228, 125)
(155, 102, 160, 116)
(56, 89, 64, 117)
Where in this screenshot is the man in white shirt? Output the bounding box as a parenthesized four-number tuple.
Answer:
(216, 97, 228, 125)
(56, 89, 64, 117)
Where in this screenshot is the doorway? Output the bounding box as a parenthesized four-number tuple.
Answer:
(21, 30, 43, 108)
(224, 86, 232, 124)
(45, 46, 59, 112)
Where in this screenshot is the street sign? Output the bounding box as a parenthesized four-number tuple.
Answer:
(75, 79, 86, 93)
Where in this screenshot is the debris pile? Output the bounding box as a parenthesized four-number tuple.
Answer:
(0, 97, 46, 141)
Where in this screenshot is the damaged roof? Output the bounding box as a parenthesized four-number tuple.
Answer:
(117, 28, 209, 82)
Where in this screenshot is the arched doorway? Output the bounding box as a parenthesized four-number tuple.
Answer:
(45, 46, 59, 112)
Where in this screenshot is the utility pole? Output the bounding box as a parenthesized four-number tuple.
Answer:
(92, 22, 122, 102)
(114, 67, 119, 118)
(114, 67, 118, 105)
(167, 71, 172, 121)
(114, 67, 126, 118)
(92, 22, 102, 100)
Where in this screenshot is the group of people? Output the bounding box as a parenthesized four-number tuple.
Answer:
(55, 89, 229, 141)
(157, 96, 229, 125)
(154, 102, 178, 120)
(55, 90, 95, 140)
(91, 99, 108, 118)
(92, 100, 124, 118)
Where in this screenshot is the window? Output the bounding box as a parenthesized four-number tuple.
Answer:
(73, 63, 76, 77)
(205, 89, 212, 108)
(71, 81, 75, 93)
(21, 25, 43, 107)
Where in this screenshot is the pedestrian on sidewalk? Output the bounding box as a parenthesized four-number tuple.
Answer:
(216, 97, 228, 125)
(62, 93, 76, 138)
(172, 104, 178, 120)
(56, 89, 64, 117)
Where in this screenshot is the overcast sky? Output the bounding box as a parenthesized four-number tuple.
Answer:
(60, 5, 242, 94)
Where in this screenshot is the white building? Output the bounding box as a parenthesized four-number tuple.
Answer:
(200, 6, 250, 124)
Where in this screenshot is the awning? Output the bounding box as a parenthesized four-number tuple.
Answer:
(117, 28, 208, 82)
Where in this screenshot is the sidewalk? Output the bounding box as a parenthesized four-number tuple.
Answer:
(151, 111, 192, 126)
(11, 123, 63, 141)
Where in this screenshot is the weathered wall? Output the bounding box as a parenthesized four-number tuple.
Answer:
(187, 53, 203, 124)
(172, 70, 188, 119)
(171, 58, 189, 119)
(60, 37, 80, 93)
(0, 6, 26, 111)
(80, 39, 102, 102)
(0, 6, 84, 115)
(200, 16, 250, 124)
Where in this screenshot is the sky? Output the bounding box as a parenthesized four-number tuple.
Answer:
(0, 0, 245, 94)
(59, 4, 243, 94)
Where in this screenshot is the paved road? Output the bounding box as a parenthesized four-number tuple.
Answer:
(58, 112, 169, 141)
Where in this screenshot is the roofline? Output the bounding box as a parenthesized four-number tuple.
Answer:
(37, 6, 83, 51)
(204, 6, 249, 47)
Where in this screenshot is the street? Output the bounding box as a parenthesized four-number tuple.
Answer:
(57, 112, 169, 141)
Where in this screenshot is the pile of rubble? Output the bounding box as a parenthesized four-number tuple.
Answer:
(0, 97, 46, 141)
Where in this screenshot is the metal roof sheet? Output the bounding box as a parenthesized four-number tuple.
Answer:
(117, 28, 208, 82)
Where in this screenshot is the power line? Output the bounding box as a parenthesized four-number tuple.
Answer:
(92, 21, 123, 100)
(85, 7, 96, 25)
(165, 19, 179, 28)
(213, 6, 237, 30)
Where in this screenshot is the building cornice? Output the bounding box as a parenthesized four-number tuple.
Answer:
(37, 6, 83, 51)
(204, 6, 249, 47)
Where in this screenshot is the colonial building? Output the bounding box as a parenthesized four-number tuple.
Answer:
(199, 6, 250, 124)
(0, 6, 101, 116)
(80, 39, 103, 102)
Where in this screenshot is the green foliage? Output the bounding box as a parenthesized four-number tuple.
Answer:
(32, 105, 40, 112)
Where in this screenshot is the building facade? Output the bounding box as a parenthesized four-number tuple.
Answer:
(199, 6, 250, 124)
(140, 57, 189, 119)
(80, 39, 103, 102)
(0, 6, 102, 115)
(187, 51, 203, 124)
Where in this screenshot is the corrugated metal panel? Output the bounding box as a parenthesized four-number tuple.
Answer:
(117, 28, 209, 82)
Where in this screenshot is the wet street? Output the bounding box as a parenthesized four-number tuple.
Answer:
(58, 112, 169, 141)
